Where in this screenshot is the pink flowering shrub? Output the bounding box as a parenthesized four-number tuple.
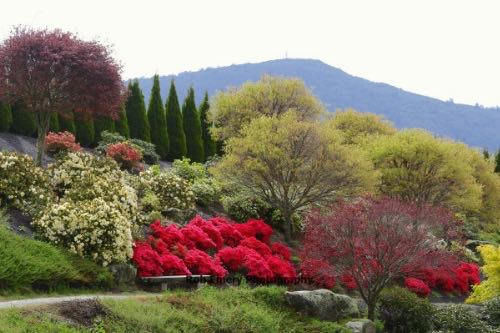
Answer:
(132, 216, 297, 283)
(105, 142, 143, 171)
(45, 131, 81, 155)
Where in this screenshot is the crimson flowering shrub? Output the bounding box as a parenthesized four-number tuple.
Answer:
(105, 142, 143, 171)
(45, 131, 81, 155)
(132, 216, 297, 283)
(405, 277, 432, 297)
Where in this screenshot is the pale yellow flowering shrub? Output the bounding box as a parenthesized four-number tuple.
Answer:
(35, 198, 133, 265)
(34, 152, 138, 265)
(140, 167, 195, 212)
(0, 151, 53, 216)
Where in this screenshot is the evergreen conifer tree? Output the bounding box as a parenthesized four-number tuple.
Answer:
(165, 80, 187, 160)
(0, 101, 12, 132)
(125, 80, 150, 142)
(495, 150, 500, 173)
(199, 91, 216, 160)
(147, 75, 169, 159)
(49, 112, 60, 132)
(11, 101, 36, 137)
(58, 112, 76, 134)
(94, 116, 115, 143)
(75, 117, 95, 147)
(182, 87, 204, 162)
(114, 105, 130, 138)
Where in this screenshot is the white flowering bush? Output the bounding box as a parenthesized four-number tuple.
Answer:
(0, 151, 52, 216)
(34, 152, 138, 265)
(35, 198, 133, 266)
(140, 167, 195, 211)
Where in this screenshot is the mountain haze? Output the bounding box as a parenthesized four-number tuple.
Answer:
(135, 59, 500, 150)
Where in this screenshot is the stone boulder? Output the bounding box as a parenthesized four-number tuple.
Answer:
(346, 319, 376, 333)
(285, 289, 359, 321)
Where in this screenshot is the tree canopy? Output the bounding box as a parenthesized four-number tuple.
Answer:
(165, 81, 187, 160)
(0, 27, 124, 165)
(147, 75, 169, 159)
(126, 80, 150, 142)
(212, 111, 376, 240)
(210, 75, 325, 141)
(199, 92, 216, 160)
(182, 87, 204, 163)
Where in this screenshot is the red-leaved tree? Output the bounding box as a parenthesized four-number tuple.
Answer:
(301, 197, 462, 320)
(0, 27, 125, 165)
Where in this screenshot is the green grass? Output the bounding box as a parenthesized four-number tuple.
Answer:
(0, 211, 113, 294)
(0, 286, 350, 333)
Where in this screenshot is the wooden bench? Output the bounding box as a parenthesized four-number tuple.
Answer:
(141, 275, 214, 291)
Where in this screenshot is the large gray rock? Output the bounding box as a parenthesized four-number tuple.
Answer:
(285, 289, 359, 321)
(346, 319, 376, 333)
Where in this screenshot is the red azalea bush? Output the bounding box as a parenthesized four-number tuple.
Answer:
(405, 277, 432, 297)
(105, 142, 143, 171)
(45, 131, 81, 155)
(132, 216, 296, 283)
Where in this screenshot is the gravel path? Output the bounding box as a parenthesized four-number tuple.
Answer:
(0, 294, 153, 309)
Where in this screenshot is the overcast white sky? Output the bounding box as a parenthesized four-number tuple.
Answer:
(0, 0, 499, 106)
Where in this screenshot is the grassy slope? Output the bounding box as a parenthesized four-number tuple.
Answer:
(0, 286, 350, 333)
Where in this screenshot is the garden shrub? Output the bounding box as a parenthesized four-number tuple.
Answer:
(377, 286, 436, 333)
(172, 157, 207, 182)
(44, 131, 81, 155)
(0, 213, 112, 290)
(132, 216, 296, 283)
(34, 198, 133, 266)
(0, 151, 52, 216)
(35, 152, 138, 265)
(140, 167, 195, 211)
(482, 297, 500, 327)
(433, 304, 495, 333)
(221, 192, 272, 222)
(467, 245, 500, 303)
(106, 142, 143, 172)
(97, 131, 159, 165)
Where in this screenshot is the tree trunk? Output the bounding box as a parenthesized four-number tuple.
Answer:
(35, 112, 51, 166)
(367, 299, 376, 321)
(283, 210, 292, 242)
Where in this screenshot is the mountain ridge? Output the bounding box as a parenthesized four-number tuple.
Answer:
(134, 58, 500, 150)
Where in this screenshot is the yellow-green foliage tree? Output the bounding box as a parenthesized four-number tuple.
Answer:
(366, 129, 483, 213)
(467, 245, 500, 303)
(328, 108, 396, 145)
(212, 111, 377, 240)
(210, 75, 325, 142)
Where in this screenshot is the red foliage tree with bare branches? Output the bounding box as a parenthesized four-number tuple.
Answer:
(0, 27, 125, 165)
(301, 197, 462, 320)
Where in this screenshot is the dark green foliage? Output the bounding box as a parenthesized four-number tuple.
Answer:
(165, 81, 187, 160)
(199, 91, 216, 160)
(147, 75, 169, 159)
(75, 117, 95, 147)
(125, 80, 150, 142)
(10, 101, 36, 137)
(483, 149, 490, 159)
(94, 116, 116, 143)
(0, 214, 112, 291)
(377, 287, 435, 333)
(495, 150, 500, 173)
(49, 113, 59, 132)
(96, 130, 159, 165)
(58, 112, 76, 134)
(114, 105, 130, 138)
(482, 297, 500, 327)
(433, 305, 494, 333)
(0, 101, 12, 132)
(182, 87, 204, 162)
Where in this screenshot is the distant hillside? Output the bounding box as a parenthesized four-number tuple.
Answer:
(135, 59, 500, 150)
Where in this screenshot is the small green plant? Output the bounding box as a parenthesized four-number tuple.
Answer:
(377, 286, 435, 333)
(482, 297, 500, 327)
(433, 304, 495, 333)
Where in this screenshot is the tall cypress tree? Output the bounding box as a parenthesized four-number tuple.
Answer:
(94, 116, 115, 143)
(115, 105, 130, 138)
(165, 80, 186, 160)
(0, 101, 13, 132)
(199, 92, 216, 161)
(147, 75, 169, 159)
(495, 150, 500, 173)
(58, 112, 76, 135)
(75, 117, 95, 147)
(11, 101, 36, 137)
(125, 80, 150, 142)
(182, 87, 204, 163)
(49, 112, 60, 132)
